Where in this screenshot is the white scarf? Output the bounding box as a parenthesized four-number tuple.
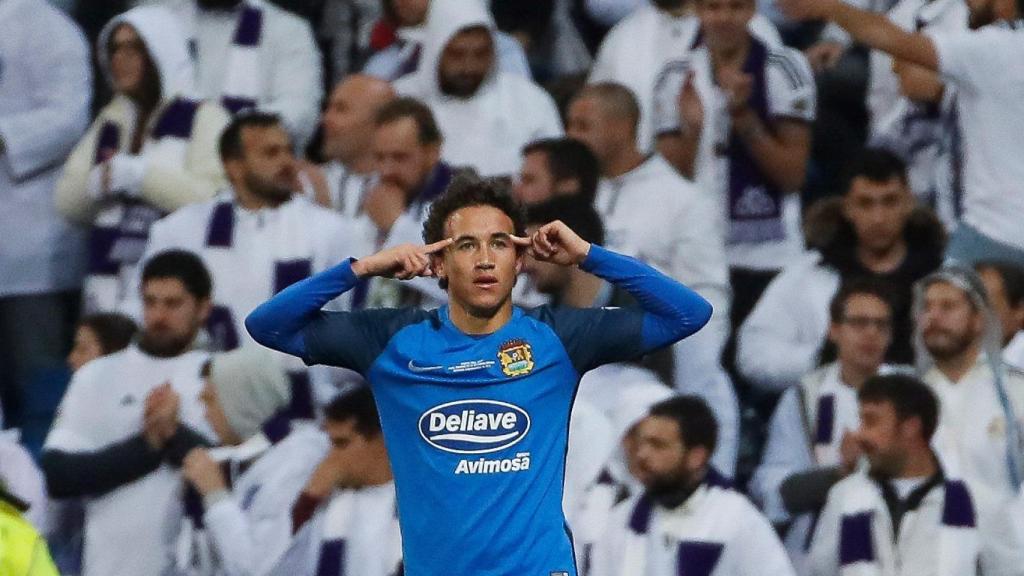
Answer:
(618, 470, 736, 576)
(316, 485, 402, 576)
(181, 0, 264, 114)
(837, 474, 978, 576)
(799, 364, 862, 466)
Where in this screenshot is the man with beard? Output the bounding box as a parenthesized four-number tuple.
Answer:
(781, 0, 1024, 268)
(135, 112, 356, 418)
(590, 395, 794, 576)
(738, 148, 944, 392)
(42, 250, 215, 576)
(914, 266, 1024, 499)
(392, 0, 562, 177)
(807, 374, 1022, 576)
(160, 0, 321, 149)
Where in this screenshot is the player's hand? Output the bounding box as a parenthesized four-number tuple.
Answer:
(512, 220, 591, 266)
(678, 71, 704, 134)
(779, 0, 839, 21)
(182, 448, 227, 496)
(351, 239, 454, 280)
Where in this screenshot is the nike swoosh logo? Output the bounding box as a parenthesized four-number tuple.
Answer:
(408, 360, 444, 373)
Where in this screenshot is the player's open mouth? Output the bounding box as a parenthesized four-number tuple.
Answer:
(474, 275, 498, 289)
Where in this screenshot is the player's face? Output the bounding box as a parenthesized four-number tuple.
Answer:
(919, 282, 983, 361)
(324, 418, 387, 488)
(567, 97, 621, 170)
(438, 27, 494, 98)
(514, 152, 557, 206)
(67, 325, 104, 373)
(633, 416, 706, 490)
(978, 267, 1024, 346)
(857, 400, 911, 477)
(843, 176, 913, 257)
(436, 205, 522, 318)
(235, 125, 299, 204)
(140, 278, 211, 357)
(108, 25, 149, 97)
(830, 294, 892, 377)
(373, 118, 441, 196)
(321, 81, 378, 164)
(200, 380, 242, 445)
(698, 0, 756, 52)
(522, 223, 572, 295)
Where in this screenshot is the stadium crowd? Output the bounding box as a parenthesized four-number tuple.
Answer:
(2, 0, 1024, 573)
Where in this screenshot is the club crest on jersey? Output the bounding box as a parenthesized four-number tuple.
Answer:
(498, 339, 534, 377)
(419, 399, 531, 454)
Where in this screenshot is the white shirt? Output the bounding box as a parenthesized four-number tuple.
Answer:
(270, 482, 401, 576)
(0, 0, 90, 296)
(652, 40, 816, 271)
(164, 0, 323, 149)
(393, 0, 563, 177)
(923, 356, 1024, 499)
(589, 4, 781, 152)
(927, 22, 1024, 250)
(591, 481, 795, 576)
(44, 345, 210, 576)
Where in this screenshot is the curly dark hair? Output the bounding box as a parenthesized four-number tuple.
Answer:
(421, 175, 527, 290)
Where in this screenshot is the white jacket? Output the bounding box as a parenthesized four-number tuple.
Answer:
(0, 0, 90, 296)
(393, 0, 563, 177)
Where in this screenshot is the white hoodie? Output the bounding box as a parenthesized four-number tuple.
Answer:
(393, 0, 563, 177)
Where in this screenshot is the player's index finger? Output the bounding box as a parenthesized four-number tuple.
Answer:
(510, 235, 532, 246)
(423, 238, 454, 253)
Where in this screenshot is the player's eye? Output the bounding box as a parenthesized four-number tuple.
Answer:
(490, 238, 509, 249)
(457, 241, 476, 251)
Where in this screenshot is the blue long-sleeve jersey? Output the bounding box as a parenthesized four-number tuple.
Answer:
(246, 244, 712, 576)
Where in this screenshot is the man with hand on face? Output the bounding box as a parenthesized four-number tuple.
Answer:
(275, 387, 401, 576)
(41, 250, 215, 576)
(590, 396, 795, 576)
(807, 374, 1022, 576)
(780, 0, 1024, 268)
(246, 176, 712, 576)
(134, 112, 356, 418)
(392, 0, 562, 177)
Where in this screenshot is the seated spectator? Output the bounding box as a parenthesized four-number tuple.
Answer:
(273, 387, 401, 576)
(513, 138, 599, 207)
(568, 82, 736, 475)
(738, 148, 944, 392)
(363, 0, 530, 81)
(309, 75, 395, 216)
(0, 0, 90, 431)
(41, 250, 215, 576)
(134, 111, 358, 417)
(655, 0, 815, 317)
(914, 266, 1024, 499)
(393, 0, 563, 177)
(174, 346, 323, 576)
(589, 0, 779, 152)
(781, 0, 1024, 268)
(974, 261, 1024, 369)
(750, 280, 895, 572)
(67, 312, 138, 373)
(590, 396, 795, 576)
(572, 378, 672, 573)
(57, 5, 230, 313)
(162, 0, 323, 149)
(807, 374, 1021, 576)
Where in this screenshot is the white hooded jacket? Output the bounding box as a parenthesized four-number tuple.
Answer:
(393, 0, 563, 177)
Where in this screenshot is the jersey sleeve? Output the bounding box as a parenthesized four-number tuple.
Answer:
(652, 60, 692, 137)
(766, 48, 817, 123)
(540, 305, 647, 375)
(303, 308, 429, 374)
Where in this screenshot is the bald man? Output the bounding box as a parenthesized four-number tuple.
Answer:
(567, 82, 738, 476)
(313, 75, 396, 217)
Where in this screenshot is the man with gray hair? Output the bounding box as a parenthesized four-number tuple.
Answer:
(914, 266, 1024, 500)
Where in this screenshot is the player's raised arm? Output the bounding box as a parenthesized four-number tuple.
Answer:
(245, 240, 453, 360)
(515, 220, 713, 354)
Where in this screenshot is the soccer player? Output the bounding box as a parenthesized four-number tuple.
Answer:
(246, 176, 713, 575)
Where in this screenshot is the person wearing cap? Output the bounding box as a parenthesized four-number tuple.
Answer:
(914, 265, 1024, 500)
(176, 345, 328, 576)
